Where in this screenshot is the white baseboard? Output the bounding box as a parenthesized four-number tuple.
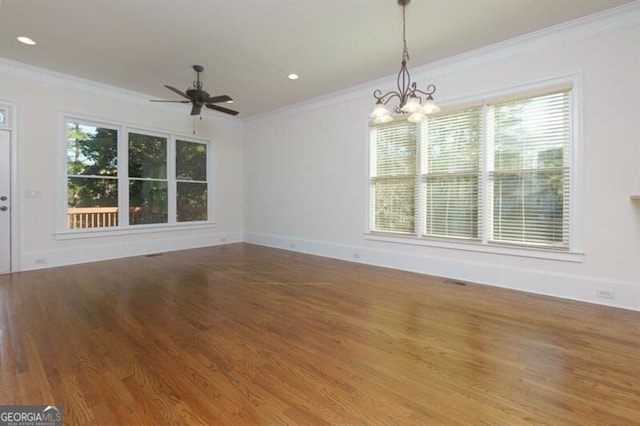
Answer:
(20, 231, 243, 271)
(244, 232, 640, 312)
(17, 230, 638, 312)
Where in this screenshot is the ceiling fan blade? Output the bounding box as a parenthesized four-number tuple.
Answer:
(206, 95, 233, 104)
(164, 85, 191, 99)
(191, 104, 202, 116)
(149, 100, 191, 103)
(206, 103, 239, 116)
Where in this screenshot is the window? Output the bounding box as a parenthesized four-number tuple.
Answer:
(176, 139, 208, 222)
(423, 106, 482, 240)
(64, 118, 211, 231)
(129, 132, 168, 225)
(490, 91, 570, 247)
(370, 122, 417, 233)
(66, 122, 119, 229)
(369, 86, 574, 253)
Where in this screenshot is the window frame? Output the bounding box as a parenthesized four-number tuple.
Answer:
(420, 104, 483, 241)
(56, 114, 215, 239)
(126, 128, 170, 227)
(366, 74, 584, 262)
(175, 138, 210, 224)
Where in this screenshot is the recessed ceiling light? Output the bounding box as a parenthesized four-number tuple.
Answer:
(17, 36, 36, 45)
(287, 73, 299, 80)
(226, 100, 234, 104)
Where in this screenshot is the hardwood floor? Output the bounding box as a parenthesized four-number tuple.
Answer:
(0, 243, 638, 425)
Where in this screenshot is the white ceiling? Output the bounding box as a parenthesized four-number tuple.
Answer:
(0, 0, 635, 118)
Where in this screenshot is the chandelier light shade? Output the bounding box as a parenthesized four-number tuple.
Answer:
(370, 0, 440, 124)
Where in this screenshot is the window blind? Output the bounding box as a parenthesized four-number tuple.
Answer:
(422, 107, 482, 239)
(370, 122, 417, 234)
(489, 90, 570, 247)
(368, 85, 573, 252)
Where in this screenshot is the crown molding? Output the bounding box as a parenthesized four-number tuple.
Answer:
(245, 0, 640, 125)
(1, 1, 638, 127)
(0, 58, 243, 127)
(415, 0, 640, 81)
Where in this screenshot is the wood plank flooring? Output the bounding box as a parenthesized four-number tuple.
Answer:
(0, 243, 639, 425)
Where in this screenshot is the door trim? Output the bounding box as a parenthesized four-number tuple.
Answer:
(0, 101, 19, 272)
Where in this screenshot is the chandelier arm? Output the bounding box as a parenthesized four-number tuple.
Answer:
(408, 81, 418, 97)
(373, 89, 402, 105)
(413, 84, 437, 98)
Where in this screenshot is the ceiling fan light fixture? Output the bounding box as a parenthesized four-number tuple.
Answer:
(370, 0, 439, 123)
(287, 73, 299, 80)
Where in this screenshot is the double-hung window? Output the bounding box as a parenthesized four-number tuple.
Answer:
(423, 106, 482, 240)
(64, 118, 210, 231)
(66, 122, 119, 229)
(128, 132, 169, 225)
(489, 91, 570, 247)
(370, 123, 418, 233)
(369, 84, 575, 255)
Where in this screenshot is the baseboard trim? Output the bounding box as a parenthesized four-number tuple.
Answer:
(244, 232, 640, 312)
(17, 231, 638, 312)
(20, 231, 243, 271)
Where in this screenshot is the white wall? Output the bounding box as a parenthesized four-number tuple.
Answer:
(0, 64, 245, 270)
(244, 9, 640, 310)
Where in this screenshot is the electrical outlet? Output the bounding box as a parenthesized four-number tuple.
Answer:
(596, 289, 615, 299)
(34, 258, 47, 265)
(353, 253, 361, 259)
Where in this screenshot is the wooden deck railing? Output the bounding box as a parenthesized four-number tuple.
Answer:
(67, 207, 118, 229)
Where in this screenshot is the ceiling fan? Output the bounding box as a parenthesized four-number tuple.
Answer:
(150, 65, 239, 116)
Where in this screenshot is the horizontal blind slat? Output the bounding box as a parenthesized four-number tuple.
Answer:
(423, 106, 482, 239)
(491, 89, 570, 247)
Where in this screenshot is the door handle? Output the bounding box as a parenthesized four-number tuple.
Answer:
(0, 206, 7, 211)
(0, 196, 6, 201)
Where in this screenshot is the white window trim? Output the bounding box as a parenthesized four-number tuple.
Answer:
(56, 113, 215, 240)
(365, 72, 584, 262)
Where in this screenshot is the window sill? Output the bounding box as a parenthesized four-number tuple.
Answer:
(364, 232, 584, 263)
(55, 221, 216, 240)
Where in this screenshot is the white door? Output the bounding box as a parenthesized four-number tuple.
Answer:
(0, 130, 10, 273)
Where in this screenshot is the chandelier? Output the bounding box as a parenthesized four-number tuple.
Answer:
(370, 0, 440, 124)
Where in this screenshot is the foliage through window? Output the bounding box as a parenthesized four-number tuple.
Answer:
(176, 140, 208, 222)
(369, 88, 572, 250)
(67, 123, 119, 229)
(65, 119, 210, 230)
(129, 132, 168, 225)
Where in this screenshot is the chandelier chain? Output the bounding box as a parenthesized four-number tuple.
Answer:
(402, 3, 409, 62)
